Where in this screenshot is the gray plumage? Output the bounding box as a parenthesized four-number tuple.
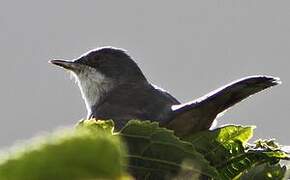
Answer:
(50, 47, 280, 136)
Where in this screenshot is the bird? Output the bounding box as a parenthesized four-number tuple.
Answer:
(49, 47, 280, 136)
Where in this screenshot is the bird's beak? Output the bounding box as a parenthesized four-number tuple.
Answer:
(49, 60, 81, 72)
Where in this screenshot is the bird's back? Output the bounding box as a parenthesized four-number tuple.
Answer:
(90, 82, 180, 129)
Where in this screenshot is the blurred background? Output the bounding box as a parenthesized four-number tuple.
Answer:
(0, 1, 289, 147)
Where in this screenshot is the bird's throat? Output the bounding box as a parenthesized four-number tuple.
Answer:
(71, 68, 113, 118)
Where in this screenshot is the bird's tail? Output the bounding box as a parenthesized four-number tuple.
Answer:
(165, 76, 281, 136)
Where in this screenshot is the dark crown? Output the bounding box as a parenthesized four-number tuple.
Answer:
(75, 47, 146, 82)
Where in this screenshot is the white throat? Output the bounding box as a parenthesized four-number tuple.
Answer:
(71, 67, 113, 118)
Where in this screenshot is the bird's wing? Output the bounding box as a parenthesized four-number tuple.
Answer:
(164, 75, 281, 136)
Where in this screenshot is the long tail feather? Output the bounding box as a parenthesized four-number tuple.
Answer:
(165, 75, 281, 136)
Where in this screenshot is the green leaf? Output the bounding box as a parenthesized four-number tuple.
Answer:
(183, 125, 254, 167)
(76, 119, 115, 133)
(119, 120, 219, 179)
(0, 124, 128, 180)
(216, 125, 254, 145)
(240, 163, 287, 180)
(183, 125, 289, 179)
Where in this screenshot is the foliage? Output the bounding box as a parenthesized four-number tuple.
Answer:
(119, 120, 219, 179)
(239, 163, 287, 180)
(184, 125, 289, 179)
(0, 120, 128, 180)
(0, 119, 288, 180)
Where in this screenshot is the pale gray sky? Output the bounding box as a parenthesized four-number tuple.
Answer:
(0, 1, 289, 147)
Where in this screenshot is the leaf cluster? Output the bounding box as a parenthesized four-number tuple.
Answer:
(0, 119, 288, 180)
(120, 121, 289, 179)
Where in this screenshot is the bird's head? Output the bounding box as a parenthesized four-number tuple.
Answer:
(50, 47, 146, 83)
(50, 47, 146, 114)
